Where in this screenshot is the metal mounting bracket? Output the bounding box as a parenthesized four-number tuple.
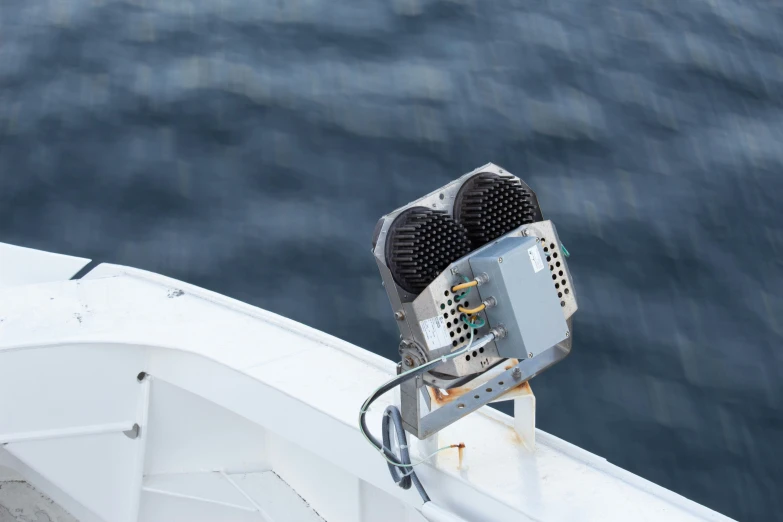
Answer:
(401, 341, 566, 439)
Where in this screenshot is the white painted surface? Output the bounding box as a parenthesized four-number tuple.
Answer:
(421, 502, 471, 522)
(0, 244, 736, 522)
(0, 243, 90, 289)
(0, 480, 78, 522)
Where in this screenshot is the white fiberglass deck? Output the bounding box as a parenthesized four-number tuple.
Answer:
(0, 244, 734, 522)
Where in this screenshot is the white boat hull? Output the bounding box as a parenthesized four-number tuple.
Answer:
(0, 244, 734, 522)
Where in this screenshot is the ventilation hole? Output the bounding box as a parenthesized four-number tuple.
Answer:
(546, 256, 551, 261)
(467, 331, 472, 337)
(456, 327, 462, 333)
(556, 261, 561, 267)
(440, 304, 445, 310)
(465, 355, 471, 361)
(444, 290, 449, 296)
(561, 279, 566, 285)
(560, 301, 565, 307)
(474, 395, 480, 399)
(479, 347, 484, 353)
(550, 243, 555, 249)
(555, 283, 560, 289)
(552, 274, 557, 280)
(550, 265, 554, 271)
(464, 301, 470, 307)
(486, 388, 493, 393)
(451, 309, 456, 315)
(473, 329, 478, 335)
(443, 313, 448, 319)
(558, 270, 563, 276)
(446, 322, 452, 328)
(447, 299, 452, 305)
(553, 252, 558, 258)
(450, 331, 455, 338)
(472, 351, 478, 357)
(543, 247, 549, 252)
(565, 288, 570, 294)
(457, 403, 465, 409)
(453, 341, 458, 347)
(460, 336, 465, 343)
(499, 381, 504, 386)
(439, 193, 445, 200)
(558, 292, 562, 298)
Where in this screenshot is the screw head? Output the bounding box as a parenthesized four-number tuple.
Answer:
(394, 310, 405, 321)
(512, 368, 522, 380)
(565, 331, 570, 338)
(450, 267, 459, 275)
(403, 355, 414, 367)
(528, 352, 534, 359)
(498, 257, 503, 263)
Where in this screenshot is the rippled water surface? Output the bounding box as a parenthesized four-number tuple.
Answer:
(2, 1, 782, 520)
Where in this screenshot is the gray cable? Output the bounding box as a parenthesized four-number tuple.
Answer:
(382, 405, 429, 502)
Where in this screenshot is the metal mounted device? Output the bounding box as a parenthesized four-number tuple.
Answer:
(371, 163, 578, 439)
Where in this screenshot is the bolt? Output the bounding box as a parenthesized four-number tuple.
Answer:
(528, 352, 534, 359)
(536, 237, 540, 243)
(395, 310, 405, 321)
(403, 355, 415, 367)
(498, 257, 503, 263)
(512, 368, 522, 380)
(450, 267, 459, 275)
(123, 424, 141, 440)
(565, 331, 570, 338)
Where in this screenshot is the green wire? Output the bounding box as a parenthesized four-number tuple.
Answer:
(462, 315, 485, 329)
(561, 243, 570, 258)
(453, 274, 472, 302)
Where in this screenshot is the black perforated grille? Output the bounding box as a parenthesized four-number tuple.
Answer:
(385, 207, 471, 295)
(454, 173, 543, 247)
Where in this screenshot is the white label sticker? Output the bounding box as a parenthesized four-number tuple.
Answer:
(419, 316, 451, 349)
(528, 246, 545, 273)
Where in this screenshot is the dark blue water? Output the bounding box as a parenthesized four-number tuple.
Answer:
(2, 1, 781, 519)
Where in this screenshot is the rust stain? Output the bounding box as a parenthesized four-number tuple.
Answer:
(504, 358, 520, 370)
(427, 365, 532, 406)
(451, 443, 466, 469)
(509, 429, 523, 446)
(429, 386, 472, 406)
